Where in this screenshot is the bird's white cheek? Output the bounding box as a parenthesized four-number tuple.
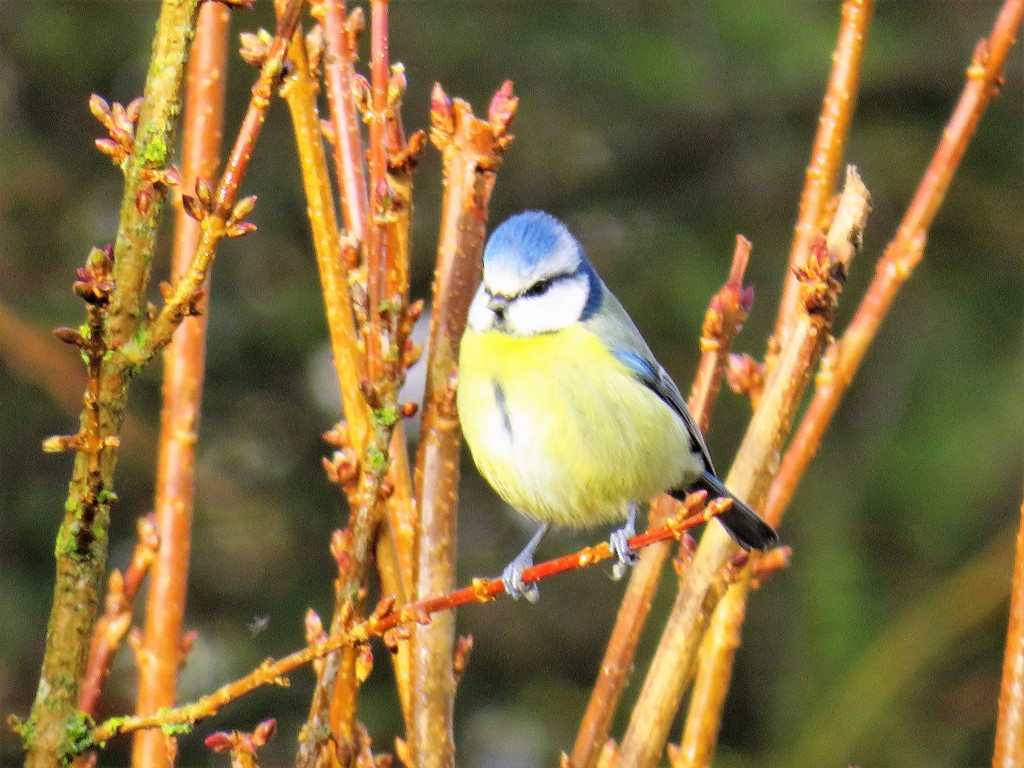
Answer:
(467, 286, 494, 331)
(507, 278, 588, 336)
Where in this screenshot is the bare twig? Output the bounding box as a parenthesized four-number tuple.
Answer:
(280, 17, 368, 450)
(282, 19, 378, 768)
(570, 235, 754, 768)
(994, 486, 1024, 768)
(765, 0, 1024, 528)
(411, 81, 516, 768)
(617, 169, 870, 768)
(116, 0, 307, 370)
(769, 0, 874, 365)
(296, 2, 424, 761)
(132, 6, 230, 768)
(675, 3, 876, 760)
(90, 496, 721, 746)
(363, 0, 391, 385)
(321, 0, 368, 240)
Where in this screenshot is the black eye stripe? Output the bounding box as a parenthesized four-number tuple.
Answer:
(521, 272, 571, 299)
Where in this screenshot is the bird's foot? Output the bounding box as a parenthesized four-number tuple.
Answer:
(501, 551, 540, 602)
(609, 516, 639, 581)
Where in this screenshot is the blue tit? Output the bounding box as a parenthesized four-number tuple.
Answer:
(457, 211, 778, 600)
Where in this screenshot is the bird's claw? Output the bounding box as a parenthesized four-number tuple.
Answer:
(501, 554, 540, 602)
(609, 526, 639, 581)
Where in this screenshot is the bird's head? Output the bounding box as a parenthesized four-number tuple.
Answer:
(467, 211, 600, 337)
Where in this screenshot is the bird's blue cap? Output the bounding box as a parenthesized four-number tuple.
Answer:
(482, 211, 602, 320)
(482, 211, 585, 292)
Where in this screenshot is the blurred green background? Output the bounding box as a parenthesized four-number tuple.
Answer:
(2, 1, 1024, 766)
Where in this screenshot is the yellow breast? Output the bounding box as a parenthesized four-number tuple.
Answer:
(456, 325, 701, 527)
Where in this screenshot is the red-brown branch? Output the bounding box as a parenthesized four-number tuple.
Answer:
(411, 82, 516, 768)
(91, 496, 722, 745)
(364, 0, 390, 384)
(132, 7, 229, 768)
(764, 0, 1024, 527)
(570, 235, 754, 768)
(321, 0, 369, 240)
(675, 5, 876, 763)
(617, 170, 869, 768)
(994, 485, 1024, 767)
(769, 0, 874, 363)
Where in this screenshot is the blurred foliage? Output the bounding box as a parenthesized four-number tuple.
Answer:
(1, 2, 1023, 767)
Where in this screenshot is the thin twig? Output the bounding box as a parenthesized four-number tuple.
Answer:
(132, 6, 230, 768)
(90, 498, 721, 747)
(765, 0, 1024, 528)
(570, 235, 754, 768)
(79, 515, 160, 717)
(116, 0, 308, 370)
(411, 81, 516, 768)
(676, 4, 876, 761)
(280, 13, 368, 462)
(769, 0, 874, 367)
(994, 486, 1024, 768)
(363, 0, 390, 385)
(314, 0, 422, 731)
(282, 17, 371, 766)
(321, 0, 369, 240)
(617, 169, 870, 768)
(24, 0, 203, 764)
(765, 0, 1024, 532)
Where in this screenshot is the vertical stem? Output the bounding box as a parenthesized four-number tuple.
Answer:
(764, 0, 1024, 527)
(769, 0, 874, 363)
(365, 0, 390, 384)
(674, 3, 874, 761)
(132, 6, 229, 768)
(322, 0, 369, 240)
(281, 17, 369, 458)
(570, 236, 754, 768)
(412, 86, 513, 768)
(24, 1, 201, 766)
(994, 487, 1024, 768)
(617, 172, 869, 768)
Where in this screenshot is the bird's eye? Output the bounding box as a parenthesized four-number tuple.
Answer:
(523, 278, 554, 298)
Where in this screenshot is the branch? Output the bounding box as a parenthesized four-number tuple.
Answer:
(281, 18, 369, 449)
(24, 0, 203, 764)
(116, 0, 307, 370)
(320, 0, 368, 239)
(768, 0, 874, 364)
(79, 515, 160, 718)
(411, 80, 516, 768)
(995, 486, 1024, 767)
(363, 0, 391, 385)
(616, 169, 870, 768)
(281, 19, 383, 767)
(295, 2, 424, 760)
(764, 0, 1024, 528)
(132, 6, 230, 768)
(570, 235, 754, 768)
(89, 497, 721, 747)
(675, 2, 877, 759)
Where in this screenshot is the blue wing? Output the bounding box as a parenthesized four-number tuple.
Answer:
(612, 349, 715, 475)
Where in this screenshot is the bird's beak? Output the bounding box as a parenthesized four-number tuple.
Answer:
(486, 293, 510, 317)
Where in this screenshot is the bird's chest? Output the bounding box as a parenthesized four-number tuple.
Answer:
(457, 327, 695, 525)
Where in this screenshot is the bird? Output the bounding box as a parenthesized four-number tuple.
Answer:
(456, 211, 778, 600)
